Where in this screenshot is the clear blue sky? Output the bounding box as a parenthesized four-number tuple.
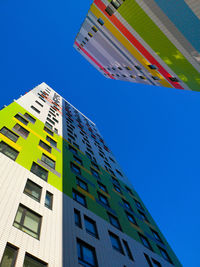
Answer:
(0, 0, 199, 266)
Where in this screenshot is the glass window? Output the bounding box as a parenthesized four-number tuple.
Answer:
(91, 161, 99, 170)
(14, 114, 28, 125)
(71, 162, 81, 175)
(108, 213, 121, 230)
(31, 105, 40, 113)
(39, 140, 52, 153)
(35, 100, 43, 107)
(24, 113, 36, 123)
(0, 127, 19, 142)
(86, 151, 92, 159)
(98, 192, 109, 206)
(76, 178, 88, 192)
(158, 246, 172, 263)
(111, 0, 121, 9)
(126, 211, 137, 225)
(84, 216, 98, 238)
(113, 184, 122, 194)
(31, 162, 48, 181)
(45, 121, 53, 130)
(23, 253, 47, 267)
(138, 210, 149, 222)
(74, 156, 83, 166)
(24, 179, 42, 202)
(123, 199, 132, 211)
(109, 231, 124, 254)
(91, 168, 100, 179)
(46, 136, 57, 147)
(0, 243, 18, 267)
(13, 123, 29, 138)
(73, 190, 86, 207)
(122, 240, 134, 261)
(74, 209, 82, 228)
(112, 177, 120, 186)
(13, 205, 42, 239)
(97, 18, 104, 26)
(135, 199, 143, 210)
(41, 154, 55, 169)
(151, 229, 163, 243)
(69, 145, 77, 155)
(152, 258, 162, 267)
(44, 126, 53, 136)
(97, 182, 107, 193)
(125, 186, 133, 196)
(0, 141, 19, 161)
(45, 191, 53, 209)
(77, 239, 98, 267)
(139, 233, 153, 251)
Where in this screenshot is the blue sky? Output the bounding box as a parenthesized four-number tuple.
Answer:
(0, 0, 199, 266)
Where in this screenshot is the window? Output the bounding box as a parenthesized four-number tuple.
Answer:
(122, 240, 134, 261)
(31, 105, 40, 113)
(41, 154, 55, 169)
(23, 253, 47, 267)
(46, 117, 55, 125)
(35, 100, 43, 107)
(31, 162, 48, 181)
(98, 192, 109, 206)
(24, 113, 36, 123)
(97, 182, 107, 193)
(139, 233, 153, 251)
(112, 176, 120, 186)
(0, 141, 19, 161)
(111, 0, 121, 9)
(113, 184, 122, 194)
(74, 209, 82, 228)
(116, 169, 123, 177)
(97, 18, 104, 26)
(125, 211, 137, 225)
(105, 5, 115, 16)
(108, 213, 121, 230)
(45, 191, 53, 209)
(92, 26, 98, 33)
(135, 199, 144, 210)
(74, 156, 83, 166)
(158, 246, 172, 263)
(13, 204, 42, 239)
(13, 123, 29, 138)
(39, 140, 52, 153)
(73, 189, 87, 207)
(77, 239, 98, 267)
(150, 229, 163, 243)
(88, 32, 93, 38)
(71, 162, 81, 175)
(0, 127, 19, 142)
(148, 64, 157, 70)
(84, 216, 98, 238)
(45, 121, 53, 130)
(122, 199, 132, 211)
(86, 151, 92, 159)
(46, 136, 57, 147)
(0, 243, 18, 267)
(69, 145, 77, 154)
(169, 76, 179, 82)
(91, 161, 99, 170)
(125, 186, 133, 196)
(152, 258, 162, 267)
(14, 114, 28, 125)
(24, 179, 42, 202)
(91, 168, 100, 179)
(76, 177, 88, 192)
(44, 126, 53, 136)
(109, 231, 124, 254)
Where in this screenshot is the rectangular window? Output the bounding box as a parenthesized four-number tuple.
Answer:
(86, 151, 92, 159)
(45, 121, 53, 130)
(111, 0, 121, 9)
(151, 229, 163, 243)
(39, 140, 52, 153)
(91, 168, 100, 179)
(113, 184, 122, 194)
(97, 181, 107, 193)
(14, 114, 28, 125)
(69, 145, 77, 154)
(13, 204, 42, 239)
(122, 199, 132, 211)
(97, 18, 104, 26)
(109, 231, 124, 254)
(126, 211, 137, 225)
(31, 105, 40, 113)
(0, 141, 19, 161)
(91, 161, 99, 170)
(108, 213, 121, 230)
(77, 239, 98, 267)
(76, 177, 88, 192)
(35, 100, 43, 107)
(0, 127, 19, 142)
(23, 253, 47, 267)
(138, 210, 149, 222)
(84, 216, 98, 238)
(74, 156, 83, 166)
(31, 162, 48, 181)
(71, 162, 81, 175)
(158, 246, 172, 263)
(98, 192, 109, 206)
(41, 153, 55, 169)
(24, 179, 42, 202)
(24, 113, 36, 124)
(73, 189, 87, 207)
(139, 233, 153, 251)
(122, 240, 134, 261)
(112, 176, 120, 186)
(0, 243, 18, 267)
(45, 191, 53, 209)
(74, 209, 82, 228)
(44, 126, 54, 136)
(13, 123, 29, 138)
(135, 199, 144, 210)
(46, 117, 55, 125)
(46, 136, 57, 147)
(125, 186, 133, 196)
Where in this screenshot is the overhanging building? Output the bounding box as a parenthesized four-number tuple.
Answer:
(0, 82, 181, 266)
(74, 0, 200, 91)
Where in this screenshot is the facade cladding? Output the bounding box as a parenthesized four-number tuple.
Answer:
(0, 82, 181, 266)
(74, 0, 200, 91)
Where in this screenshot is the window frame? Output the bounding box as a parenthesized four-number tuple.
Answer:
(0, 141, 19, 161)
(23, 179, 42, 202)
(84, 215, 99, 239)
(0, 127, 19, 142)
(98, 192, 109, 207)
(76, 177, 88, 192)
(41, 153, 56, 169)
(109, 231, 124, 254)
(73, 189, 87, 207)
(0, 243, 18, 267)
(45, 191, 53, 210)
(30, 162, 48, 181)
(77, 238, 98, 267)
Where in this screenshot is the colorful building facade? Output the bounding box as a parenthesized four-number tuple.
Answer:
(0, 83, 181, 266)
(74, 0, 200, 91)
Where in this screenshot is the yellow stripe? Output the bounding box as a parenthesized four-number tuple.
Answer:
(129, 222, 143, 233)
(38, 146, 56, 161)
(43, 130, 58, 143)
(91, 4, 173, 88)
(0, 133, 22, 151)
(73, 161, 92, 174)
(77, 186, 95, 200)
(112, 188, 126, 199)
(63, 138, 84, 155)
(99, 189, 111, 198)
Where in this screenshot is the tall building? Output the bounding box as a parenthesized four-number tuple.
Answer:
(0, 82, 181, 267)
(74, 0, 200, 91)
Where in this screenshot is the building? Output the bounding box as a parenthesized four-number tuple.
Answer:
(74, 0, 200, 91)
(0, 82, 181, 266)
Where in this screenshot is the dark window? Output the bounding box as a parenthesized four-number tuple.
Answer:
(138, 210, 148, 222)
(23, 253, 47, 267)
(126, 211, 137, 225)
(108, 213, 121, 230)
(112, 176, 120, 186)
(24, 113, 36, 123)
(92, 26, 98, 33)
(123, 199, 132, 211)
(150, 229, 163, 243)
(116, 169, 123, 177)
(73, 189, 87, 207)
(113, 184, 122, 194)
(111, 0, 121, 9)
(31, 105, 40, 113)
(139, 233, 153, 251)
(24, 179, 42, 202)
(41, 153, 55, 169)
(135, 199, 144, 210)
(105, 5, 115, 16)
(152, 258, 162, 267)
(0, 127, 19, 142)
(86, 151, 92, 159)
(0, 141, 19, 161)
(35, 100, 43, 107)
(169, 77, 179, 82)
(109, 231, 124, 254)
(14, 114, 28, 125)
(135, 65, 142, 71)
(45, 121, 53, 130)
(13, 204, 42, 239)
(123, 240, 134, 261)
(74, 209, 82, 228)
(144, 253, 153, 267)
(148, 64, 157, 70)
(44, 126, 53, 136)
(13, 123, 29, 138)
(77, 239, 98, 267)
(91, 168, 100, 179)
(71, 162, 81, 175)
(69, 145, 77, 154)
(31, 162, 48, 181)
(91, 161, 99, 170)
(39, 140, 52, 153)
(84, 216, 98, 238)
(125, 186, 133, 196)
(0, 243, 18, 267)
(139, 75, 146, 80)
(158, 246, 172, 263)
(97, 18, 104, 26)
(46, 117, 55, 125)
(97, 182, 107, 193)
(152, 76, 160, 81)
(76, 177, 88, 192)
(45, 191, 53, 209)
(74, 156, 83, 166)
(98, 192, 109, 206)
(88, 32, 93, 38)
(46, 136, 57, 147)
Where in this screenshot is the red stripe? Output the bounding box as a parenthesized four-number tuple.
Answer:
(94, 0, 183, 89)
(75, 41, 115, 79)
